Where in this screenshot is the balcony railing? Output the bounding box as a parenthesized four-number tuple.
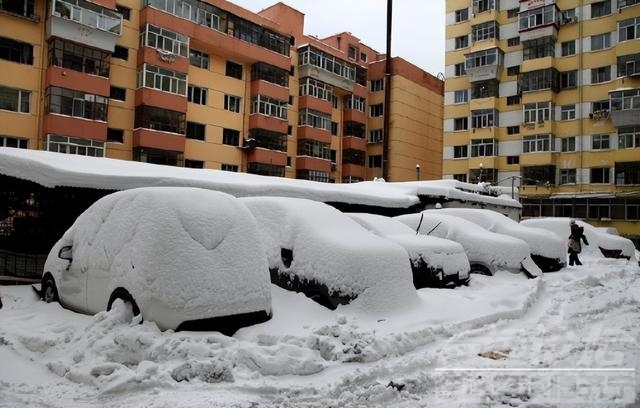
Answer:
(53, 0, 122, 35)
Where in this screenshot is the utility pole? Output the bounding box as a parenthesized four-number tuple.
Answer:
(382, 0, 392, 181)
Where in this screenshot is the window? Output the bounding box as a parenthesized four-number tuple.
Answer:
(297, 139, 330, 159)
(184, 159, 204, 168)
(471, 80, 498, 99)
(189, 49, 209, 69)
(224, 94, 242, 112)
(252, 62, 289, 87)
(225, 61, 243, 79)
(46, 135, 104, 157)
(116, 4, 130, 20)
(113, 45, 128, 60)
(221, 164, 238, 172)
(222, 128, 239, 146)
(523, 134, 552, 153)
(523, 37, 554, 60)
(369, 129, 383, 143)
(0, 0, 35, 18)
(45, 87, 106, 120)
(300, 77, 333, 101)
(0, 86, 30, 113)
(507, 66, 520, 76)
(299, 108, 331, 131)
(471, 109, 496, 128)
(561, 137, 576, 152)
(560, 71, 577, 89)
(560, 169, 577, 184)
(0, 135, 28, 148)
(454, 117, 468, 131)
(473, 0, 496, 14)
(0, 36, 33, 65)
(248, 129, 287, 151)
(134, 105, 185, 134)
(49, 39, 110, 77)
(507, 8, 519, 18)
(330, 94, 338, 108)
(591, 66, 611, 84)
(140, 24, 189, 57)
(521, 68, 560, 92)
(370, 103, 383, 117)
(344, 95, 366, 112)
(507, 126, 520, 135)
(187, 85, 207, 105)
(507, 156, 519, 164)
(507, 95, 521, 106)
(618, 127, 640, 149)
(348, 44, 357, 60)
(523, 102, 552, 123)
(186, 121, 205, 140)
(611, 89, 640, 111)
(519, 5, 556, 30)
(455, 63, 466, 76)
(454, 90, 468, 103)
(591, 168, 610, 184)
(465, 48, 501, 69)
(615, 162, 640, 185)
(591, 1, 611, 18)
(360, 52, 367, 62)
(453, 145, 468, 158)
(561, 105, 576, 120)
(110, 86, 126, 101)
(298, 45, 356, 82)
(561, 41, 575, 56)
(507, 37, 520, 47)
(137, 64, 187, 96)
(368, 155, 382, 168)
(370, 78, 384, 92)
(107, 128, 124, 143)
(453, 174, 468, 182)
(592, 134, 610, 150)
(619, 17, 640, 41)
(470, 138, 495, 157)
(591, 33, 611, 51)
(617, 54, 640, 77)
(619, 0, 640, 7)
(455, 8, 468, 22)
(251, 95, 288, 119)
(472, 21, 498, 42)
(455, 35, 469, 49)
(330, 121, 338, 136)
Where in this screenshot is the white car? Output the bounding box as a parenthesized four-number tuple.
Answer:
(346, 213, 470, 287)
(521, 218, 638, 263)
(239, 197, 416, 309)
(395, 212, 542, 278)
(40, 187, 273, 333)
(425, 208, 566, 272)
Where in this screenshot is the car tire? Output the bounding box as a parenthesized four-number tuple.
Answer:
(107, 288, 142, 323)
(470, 264, 493, 276)
(41, 274, 59, 303)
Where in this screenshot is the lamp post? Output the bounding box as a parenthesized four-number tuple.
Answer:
(416, 164, 421, 181)
(479, 163, 484, 182)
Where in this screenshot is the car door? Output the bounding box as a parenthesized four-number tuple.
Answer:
(57, 245, 88, 311)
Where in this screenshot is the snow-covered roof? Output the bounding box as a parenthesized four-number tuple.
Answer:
(0, 148, 520, 210)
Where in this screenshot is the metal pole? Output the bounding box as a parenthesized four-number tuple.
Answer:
(512, 176, 515, 199)
(382, 0, 392, 181)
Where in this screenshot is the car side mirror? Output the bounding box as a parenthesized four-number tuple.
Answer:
(58, 245, 73, 261)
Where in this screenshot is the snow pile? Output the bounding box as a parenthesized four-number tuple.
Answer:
(44, 187, 272, 330)
(346, 212, 470, 278)
(521, 217, 638, 262)
(394, 212, 532, 274)
(426, 208, 565, 262)
(240, 197, 417, 306)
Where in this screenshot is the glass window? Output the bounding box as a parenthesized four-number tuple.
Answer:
(0, 86, 31, 113)
(224, 94, 242, 113)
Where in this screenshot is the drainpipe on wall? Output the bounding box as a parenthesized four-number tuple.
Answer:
(382, 0, 392, 181)
(578, 0, 584, 194)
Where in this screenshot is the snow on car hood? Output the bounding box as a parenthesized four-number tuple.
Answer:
(395, 212, 530, 271)
(521, 217, 637, 262)
(239, 197, 418, 306)
(426, 208, 565, 261)
(44, 187, 272, 320)
(346, 213, 470, 277)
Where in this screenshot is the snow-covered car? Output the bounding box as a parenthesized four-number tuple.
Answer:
(40, 187, 272, 333)
(239, 197, 416, 309)
(346, 213, 470, 287)
(395, 212, 542, 278)
(521, 218, 638, 263)
(425, 208, 566, 272)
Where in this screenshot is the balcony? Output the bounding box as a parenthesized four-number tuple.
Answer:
(298, 95, 332, 114)
(610, 89, 640, 127)
(342, 136, 366, 151)
(343, 108, 366, 124)
(47, 0, 122, 52)
(43, 114, 107, 141)
(342, 163, 365, 179)
(465, 47, 503, 83)
(135, 88, 187, 113)
(250, 80, 289, 102)
(297, 126, 331, 144)
(247, 148, 287, 167)
(133, 128, 185, 152)
(296, 156, 331, 173)
(519, 152, 557, 167)
(45, 66, 110, 96)
(249, 114, 288, 134)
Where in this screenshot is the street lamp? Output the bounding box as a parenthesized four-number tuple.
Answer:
(416, 164, 421, 181)
(479, 163, 484, 182)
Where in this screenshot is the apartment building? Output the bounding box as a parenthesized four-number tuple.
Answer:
(444, 0, 640, 240)
(0, 0, 443, 184)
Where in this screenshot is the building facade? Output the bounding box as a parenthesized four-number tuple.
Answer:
(444, 0, 640, 240)
(0, 0, 443, 184)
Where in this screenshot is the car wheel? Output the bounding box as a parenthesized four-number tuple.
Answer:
(41, 274, 59, 303)
(107, 288, 142, 323)
(470, 264, 493, 276)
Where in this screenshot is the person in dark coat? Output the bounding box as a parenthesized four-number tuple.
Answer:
(568, 219, 589, 266)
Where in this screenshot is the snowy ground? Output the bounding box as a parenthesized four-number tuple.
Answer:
(1, 254, 639, 407)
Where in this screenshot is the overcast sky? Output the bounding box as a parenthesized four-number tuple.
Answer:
(230, 0, 445, 76)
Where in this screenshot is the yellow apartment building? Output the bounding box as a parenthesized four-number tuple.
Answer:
(444, 0, 640, 242)
(0, 0, 443, 184)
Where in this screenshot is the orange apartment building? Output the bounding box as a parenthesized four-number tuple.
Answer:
(0, 0, 443, 183)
